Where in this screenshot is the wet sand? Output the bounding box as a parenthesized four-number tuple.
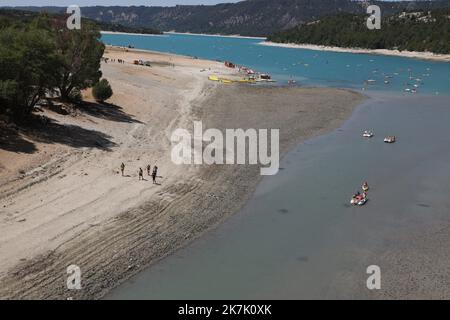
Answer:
(0, 47, 363, 299)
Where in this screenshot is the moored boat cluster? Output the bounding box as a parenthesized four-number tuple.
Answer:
(209, 60, 277, 84)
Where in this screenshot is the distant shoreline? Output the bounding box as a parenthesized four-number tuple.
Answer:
(163, 31, 266, 40)
(260, 41, 450, 62)
(100, 31, 167, 37)
(101, 30, 267, 40)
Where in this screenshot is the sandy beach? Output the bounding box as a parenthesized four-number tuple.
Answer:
(261, 41, 450, 62)
(0, 46, 364, 299)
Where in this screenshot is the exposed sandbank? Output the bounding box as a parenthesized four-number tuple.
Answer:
(0, 46, 363, 299)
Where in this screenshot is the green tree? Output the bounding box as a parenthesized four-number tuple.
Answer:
(53, 18, 105, 101)
(0, 17, 58, 120)
(92, 79, 113, 103)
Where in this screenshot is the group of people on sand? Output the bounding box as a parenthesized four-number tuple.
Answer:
(120, 162, 159, 184)
(102, 57, 125, 64)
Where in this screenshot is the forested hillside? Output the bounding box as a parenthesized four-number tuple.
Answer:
(268, 8, 450, 54)
(0, 9, 162, 35)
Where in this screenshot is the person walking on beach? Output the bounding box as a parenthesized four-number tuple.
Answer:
(139, 168, 144, 181)
(152, 166, 158, 184)
(120, 163, 125, 176)
(147, 164, 151, 176)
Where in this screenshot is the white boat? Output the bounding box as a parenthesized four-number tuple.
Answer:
(357, 198, 368, 206)
(384, 136, 396, 143)
(255, 78, 277, 83)
(363, 130, 374, 138)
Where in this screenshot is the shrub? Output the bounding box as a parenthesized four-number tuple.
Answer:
(68, 88, 82, 103)
(92, 79, 113, 103)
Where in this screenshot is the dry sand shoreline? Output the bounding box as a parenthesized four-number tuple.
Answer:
(261, 41, 450, 62)
(0, 47, 364, 299)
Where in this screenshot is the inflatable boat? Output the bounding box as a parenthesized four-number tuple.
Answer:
(351, 195, 368, 206)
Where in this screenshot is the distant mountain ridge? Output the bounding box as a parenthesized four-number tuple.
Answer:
(8, 0, 450, 36)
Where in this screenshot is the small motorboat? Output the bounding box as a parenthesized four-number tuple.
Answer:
(259, 73, 272, 80)
(384, 136, 396, 143)
(363, 130, 374, 138)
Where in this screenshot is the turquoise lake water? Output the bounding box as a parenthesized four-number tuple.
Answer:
(102, 33, 450, 95)
(102, 33, 450, 299)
